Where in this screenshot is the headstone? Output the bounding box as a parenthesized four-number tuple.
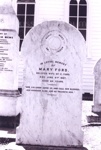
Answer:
(0, 0, 19, 33)
(16, 21, 86, 148)
(0, 30, 19, 90)
(87, 59, 101, 124)
(92, 59, 101, 115)
(0, 1, 20, 116)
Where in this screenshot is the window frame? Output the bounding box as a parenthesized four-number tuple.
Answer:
(69, 0, 87, 41)
(17, 0, 36, 47)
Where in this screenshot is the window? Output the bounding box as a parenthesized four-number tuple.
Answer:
(17, 0, 35, 47)
(69, 0, 78, 28)
(79, 0, 87, 40)
(69, 0, 87, 40)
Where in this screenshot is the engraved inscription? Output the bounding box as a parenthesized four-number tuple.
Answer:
(26, 86, 79, 95)
(26, 61, 80, 96)
(0, 31, 13, 72)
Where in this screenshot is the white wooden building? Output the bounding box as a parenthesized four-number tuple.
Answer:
(8, 0, 101, 94)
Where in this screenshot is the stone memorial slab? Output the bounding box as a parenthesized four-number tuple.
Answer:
(0, 0, 20, 116)
(0, 30, 19, 90)
(92, 59, 101, 115)
(87, 59, 101, 123)
(0, 0, 19, 33)
(0, 30, 20, 116)
(16, 21, 86, 148)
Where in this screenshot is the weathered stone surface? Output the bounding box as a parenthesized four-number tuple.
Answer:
(0, 1, 20, 116)
(0, 30, 19, 90)
(16, 21, 86, 146)
(92, 59, 101, 114)
(0, 0, 19, 33)
(0, 30, 19, 116)
(87, 59, 101, 123)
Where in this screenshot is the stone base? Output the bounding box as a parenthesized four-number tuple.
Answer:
(0, 114, 20, 128)
(0, 89, 21, 116)
(0, 138, 15, 145)
(87, 115, 101, 123)
(9, 145, 88, 150)
(92, 105, 101, 115)
(87, 105, 101, 123)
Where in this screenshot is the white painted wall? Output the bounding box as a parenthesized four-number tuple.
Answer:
(82, 0, 101, 94)
(10, 0, 101, 94)
(35, 0, 65, 24)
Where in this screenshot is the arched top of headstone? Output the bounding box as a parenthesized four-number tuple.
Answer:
(21, 21, 86, 64)
(94, 59, 101, 77)
(0, 0, 19, 33)
(0, 0, 15, 14)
